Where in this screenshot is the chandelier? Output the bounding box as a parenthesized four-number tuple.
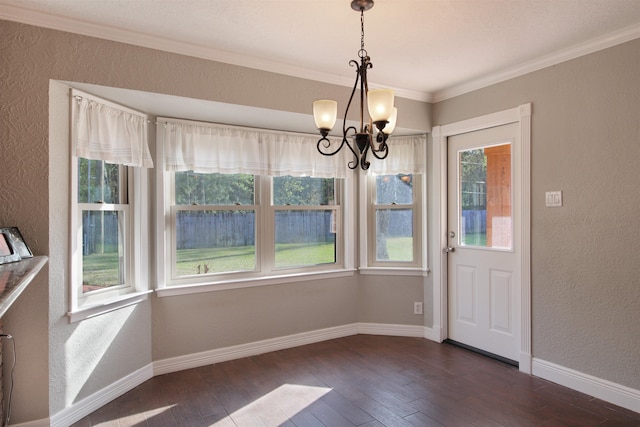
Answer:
(313, 0, 397, 170)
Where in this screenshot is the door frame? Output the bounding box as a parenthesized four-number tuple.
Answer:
(431, 104, 532, 373)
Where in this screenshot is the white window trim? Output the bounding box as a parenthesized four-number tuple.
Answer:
(358, 267, 429, 277)
(68, 89, 151, 322)
(67, 291, 152, 323)
(156, 269, 356, 298)
(155, 123, 356, 294)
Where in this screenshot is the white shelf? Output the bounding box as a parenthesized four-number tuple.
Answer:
(0, 256, 48, 318)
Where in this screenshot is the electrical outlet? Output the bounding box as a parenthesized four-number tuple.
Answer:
(414, 301, 423, 315)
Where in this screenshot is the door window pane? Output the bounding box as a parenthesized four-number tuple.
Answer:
(175, 210, 256, 276)
(459, 143, 512, 249)
(274, 210, 336, 268)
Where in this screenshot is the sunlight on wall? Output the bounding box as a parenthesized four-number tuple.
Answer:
(227, 383, 331, 424)
(64, 306, 136, 405)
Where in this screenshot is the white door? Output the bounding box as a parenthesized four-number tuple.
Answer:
(447, 123, 520, 363)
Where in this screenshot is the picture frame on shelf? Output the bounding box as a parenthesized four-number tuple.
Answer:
(0, 227, 33, 264)
(0, 232, 21, 265)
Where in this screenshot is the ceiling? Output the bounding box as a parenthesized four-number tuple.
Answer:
(2, 0, 639, 103)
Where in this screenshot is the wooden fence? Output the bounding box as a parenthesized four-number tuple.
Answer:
(82, 209, 422, 254)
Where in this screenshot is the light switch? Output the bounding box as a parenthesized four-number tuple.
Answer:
(545, 191, 562, 207)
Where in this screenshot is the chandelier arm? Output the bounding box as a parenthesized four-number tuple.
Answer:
(369, 142, 389, 160)
(316, 136, 342, 156)
(343, 126, 361, 169)
(360, 143, 371, 170)
(316, 128, 360, 170)
(348, 149, 360, 170)
(369, 133, 389, 160)
(343, 59, 362, 136)
(361, 53, 372, 133)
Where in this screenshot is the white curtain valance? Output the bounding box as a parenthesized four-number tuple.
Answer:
(161, 119, 351, 178)
(161, 118, 426, 178)
(74, 90, 153, 168)
(369, 134, 427, 175)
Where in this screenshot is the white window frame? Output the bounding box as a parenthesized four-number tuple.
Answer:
(359, 170, 427, 276)
(155, 131, 355, 297)
(269, 176, 344, 274)
(68, 90, 151, 322)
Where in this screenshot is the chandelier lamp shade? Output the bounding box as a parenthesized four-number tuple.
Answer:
(313, 0, 397, 170)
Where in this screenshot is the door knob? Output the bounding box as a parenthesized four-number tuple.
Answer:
(445, 246, 455, 253)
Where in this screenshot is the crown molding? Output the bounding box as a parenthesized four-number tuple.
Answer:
(0, 3, 430, 102)
(2, 3, 638, 105)
(432, 22, 640, 102)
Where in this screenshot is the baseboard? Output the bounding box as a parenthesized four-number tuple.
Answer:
(360, 323, 440, 342)
(153, 323, 359, 376)
(8, 418, 50, 427)
(520, 352, 532, 374)
(422, 326, 440, 342)
(357, 322, 427, 338)
(153, 322, 431, 376)
(532, 358, 640, 414)
(47, 364, 154, 427)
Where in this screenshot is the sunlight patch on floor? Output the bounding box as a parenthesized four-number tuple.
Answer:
(223, 383, 331, 426)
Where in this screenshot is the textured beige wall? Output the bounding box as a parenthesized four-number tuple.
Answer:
(1, 20, 52, 422)
(357, 275, 426, 325)
(152, 277, 359, 360)
(0, 19, 428, 423)
(433, 39, 640, 390)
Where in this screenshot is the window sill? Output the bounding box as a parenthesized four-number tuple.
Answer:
(359, 267, 430, 277)
(156, 269, 357, 298)
(67, 290, 152, 323)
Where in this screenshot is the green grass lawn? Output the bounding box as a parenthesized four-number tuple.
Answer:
(384, 237, 413, 261)
(82, 237, 414, 288)
(461, 232, 487, 246)
(82, 252, 123, 287)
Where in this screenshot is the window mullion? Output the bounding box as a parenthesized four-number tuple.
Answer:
(259, 176, 274, 274)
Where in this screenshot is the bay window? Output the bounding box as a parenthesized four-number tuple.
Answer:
(69, 89, 425, 307)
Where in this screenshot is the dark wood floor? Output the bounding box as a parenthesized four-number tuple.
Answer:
(71, 335, 640, 426)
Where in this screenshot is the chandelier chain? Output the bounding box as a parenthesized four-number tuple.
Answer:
(359, 8, 367, 58)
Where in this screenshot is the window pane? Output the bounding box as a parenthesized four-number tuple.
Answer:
(82, 210, 124, 292)
(78, 158, 121, 204)
(459, 144, 512, 249)
(375, 174, 413, 205)
(273, 176, 335, 206)
(175, 210, 256, 276)
(175, 172, 255, 205)
(274, 210, 336, 268)
(376, 209, 413, 262)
